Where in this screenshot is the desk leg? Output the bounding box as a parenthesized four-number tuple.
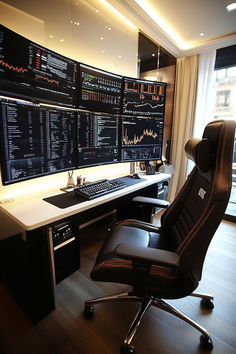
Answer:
(25, 227, 55, 322)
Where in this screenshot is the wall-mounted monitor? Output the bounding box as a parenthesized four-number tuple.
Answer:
(78, 63, 122, 114)
(77, 111, 119, 167)
(122, 77, 166, 117)
(120, 115, 164, 162)
(0, 25, 77, 107)
(0, 97, 76, 185)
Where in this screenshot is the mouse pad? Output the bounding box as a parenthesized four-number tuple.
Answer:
(43, 176, 145, 209)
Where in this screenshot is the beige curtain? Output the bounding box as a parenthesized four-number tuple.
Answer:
(168, 54, 200, 201)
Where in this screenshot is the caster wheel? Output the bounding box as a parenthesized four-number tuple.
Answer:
(84, 305, 94, 318)
(201, 298, 214, 310)
(200, 334, 213, 350)
(120, 344, 136, 354)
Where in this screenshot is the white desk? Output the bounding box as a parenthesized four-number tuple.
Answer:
(0, 173, 170, 322)
(0, 173, 170, 231)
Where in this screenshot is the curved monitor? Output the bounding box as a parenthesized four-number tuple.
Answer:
(77, 110, 119, 167)
(0, 97, 76, 185)
(0, 25, 77, 107)
(78, 63, 122, 114)
(122, 76, 166, 117)
(120, 115, 163, 162)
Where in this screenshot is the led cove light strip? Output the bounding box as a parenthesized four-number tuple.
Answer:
(100, 0, 137, 30)
(134, 0, 190, 50)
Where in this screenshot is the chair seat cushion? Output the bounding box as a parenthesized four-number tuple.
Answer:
(90, 223, 186, 298)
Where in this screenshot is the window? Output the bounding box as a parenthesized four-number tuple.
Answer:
(212, 47, 236, 219)
(215, 90, 230, 107)
(212, 67, 236, 119)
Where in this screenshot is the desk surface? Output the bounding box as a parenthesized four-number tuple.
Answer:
(0, 173, 170, 231)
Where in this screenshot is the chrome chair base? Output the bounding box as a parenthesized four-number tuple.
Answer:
(84, 291, 214, 352)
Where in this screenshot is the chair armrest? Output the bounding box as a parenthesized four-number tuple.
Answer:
(115, 243, 179, 268)
(132, 196, 169, 208)
(114, 219, 160, 233)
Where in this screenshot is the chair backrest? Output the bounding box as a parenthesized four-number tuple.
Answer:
(161, 120, 235, 281)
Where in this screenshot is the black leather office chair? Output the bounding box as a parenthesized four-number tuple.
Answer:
(84, 120, 235, 353)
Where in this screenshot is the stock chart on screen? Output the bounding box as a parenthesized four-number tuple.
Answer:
(120, 115, 163, 161)
(0, 25, 77, 107)
(122, 77, 166, 117)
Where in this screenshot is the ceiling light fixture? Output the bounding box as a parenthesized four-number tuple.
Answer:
(100, 0, 137, 30)
(226, 2, 236, 11)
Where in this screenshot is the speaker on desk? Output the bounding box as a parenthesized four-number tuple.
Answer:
(51, 221, 80, 283)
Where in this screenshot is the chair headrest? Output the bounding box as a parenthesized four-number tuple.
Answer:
(185, 138, 212, 172)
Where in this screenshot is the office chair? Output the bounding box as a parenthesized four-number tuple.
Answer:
(84, 120, 235, 353)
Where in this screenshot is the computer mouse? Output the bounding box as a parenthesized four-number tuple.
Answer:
(132, 173, 141, 179)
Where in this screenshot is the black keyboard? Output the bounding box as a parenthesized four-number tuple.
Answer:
(74, 179, 126, 200)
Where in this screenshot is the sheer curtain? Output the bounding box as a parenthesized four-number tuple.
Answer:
(193, 49, 216, 137)
(168, 54, 199, 202)
(187, 49, 216, 174)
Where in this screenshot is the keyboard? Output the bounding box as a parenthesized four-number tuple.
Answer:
(74, 179, 126, 200)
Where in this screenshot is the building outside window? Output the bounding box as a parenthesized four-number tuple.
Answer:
(212, 66, 236, 119)
(215, 90, 230, 108)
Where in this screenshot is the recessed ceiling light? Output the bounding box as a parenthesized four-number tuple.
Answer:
(226, 2, 236, 11)
(60, 39, 64, 42)
(152, 53, 155, 56)
(118, 55, 122, 58)
(200, 33, 204, 37)
(100, 36, 104, 40)
(49, 34, 53, 38)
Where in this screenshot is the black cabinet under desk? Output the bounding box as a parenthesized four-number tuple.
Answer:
(51, 220, 80, 284)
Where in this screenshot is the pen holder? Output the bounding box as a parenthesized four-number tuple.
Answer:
(77, 176, 85, 186)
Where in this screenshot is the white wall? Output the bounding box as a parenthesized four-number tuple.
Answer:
(0, 0, 139, 201)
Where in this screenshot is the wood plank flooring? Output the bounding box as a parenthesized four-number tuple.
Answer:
(0, 218, 235, 354)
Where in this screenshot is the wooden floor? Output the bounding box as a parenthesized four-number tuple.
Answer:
(0, 217, 236, 354)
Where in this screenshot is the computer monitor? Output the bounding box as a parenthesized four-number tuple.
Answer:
(120, 115, 164, 162)
(0, 97, 76, 185)
(77, 110, 119, 167)
(0, 25, 77, 107)
(78, 63, 122, 114)
(122, 76, 166, 117)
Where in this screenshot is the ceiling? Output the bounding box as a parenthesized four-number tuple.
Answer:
(113, 0, 236, 56)
(134, 0, 236, 49)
